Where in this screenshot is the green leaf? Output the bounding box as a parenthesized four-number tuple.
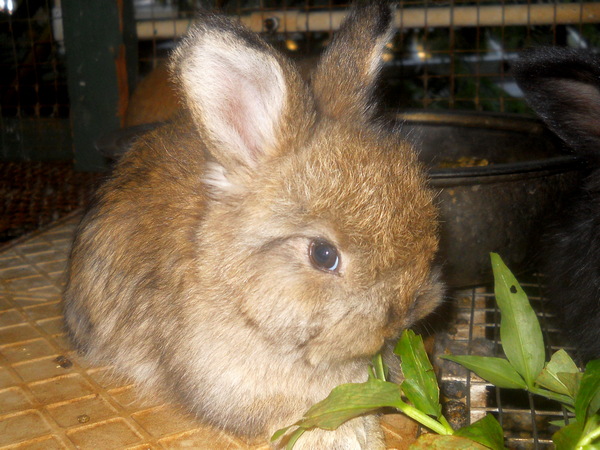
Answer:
(272, 379, 405, 446)
(409, 433, 488, 449)
(395, 329, 442, 418)
(553, 420, 584, 450)
(576, 360, 600, 424)
(271, 425, 294, 442)
(536, 349, 581, 398)
(442, 354, 527, 389)
(454, 414, 507, 450)
(556, 372, 584, 401)
(549, 419, 572, 428)
(297, 379, 403, 431)
(491, 253, 545, 387)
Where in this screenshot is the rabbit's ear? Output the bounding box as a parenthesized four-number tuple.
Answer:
(170, 14, 301, 175)
(311, 2, 395, 122)
(513, 47, 600, 158)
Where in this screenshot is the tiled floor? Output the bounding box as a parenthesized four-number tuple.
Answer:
(0, 214, 418, 449)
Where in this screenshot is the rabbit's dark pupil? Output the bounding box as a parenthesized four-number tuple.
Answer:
(309, 240, 340, 273)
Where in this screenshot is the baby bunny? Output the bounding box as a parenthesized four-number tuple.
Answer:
(513, 47, 600, 362)
(63, 3, 442, 448)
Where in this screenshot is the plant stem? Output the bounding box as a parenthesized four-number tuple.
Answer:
(576, 424, 600, 447)
(438, 414, 454, 432)
(286, 428, 306, 449)
(372, 353, 387, 381)
(529, 386, 574, 407)
(393, 399, 454, 435)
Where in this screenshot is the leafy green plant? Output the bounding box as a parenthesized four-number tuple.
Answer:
(444, 253, 600, 449)
(273, 253, 600, 449)
(273, 330, 505, 449)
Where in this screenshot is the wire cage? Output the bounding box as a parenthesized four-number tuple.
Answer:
(0, 0, 70, 161)
(1, 0, 599, 447)
(434, 276, 575, 449)
(3, 0, 600, 136)
(129, 0, 600, 113)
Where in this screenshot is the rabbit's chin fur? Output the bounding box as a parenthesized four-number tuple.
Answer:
(63, 3, 443, 448)
(513, 47, 600, 363)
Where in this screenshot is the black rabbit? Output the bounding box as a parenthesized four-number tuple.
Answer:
(513, 47, 600, 362)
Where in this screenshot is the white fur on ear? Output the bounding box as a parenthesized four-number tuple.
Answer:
(202, 160, 245, 196)
(175, 28, 287, 170)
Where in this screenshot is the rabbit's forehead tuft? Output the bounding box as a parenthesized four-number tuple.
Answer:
(275, 128, 439, 268)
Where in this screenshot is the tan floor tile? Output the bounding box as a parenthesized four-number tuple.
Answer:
(4, 435, 68, 449)
(0, 265, 38, 279)
(29, 373, 96, 404)
(24, 251, 67, 265)
(66, 418, 143, 449)
(0, 324, 42, 345)
(0, 309, 25, 327)
(23, 302, 62, 321)
(10, 296, 55, 307)
(25, 285, 62, 297)
(6, 276, 51, 291)
(0, 411, 52, 446)
(37, 260, 68, 275)
(0, 367, 19, 389)
(36, 317, 65, 335)
(132, 405, 199, 438)
(0, 255, 24, 270)
(0, 387, 34, 415)
(1, 338, 57, 363)
(0, 296, 12, 311)
(12, 355, 75, 383)
(46, 394, 118, 428)
(18, 242, 53, 255)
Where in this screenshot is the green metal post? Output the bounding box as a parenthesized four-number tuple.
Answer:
(61, 0, 137, 171)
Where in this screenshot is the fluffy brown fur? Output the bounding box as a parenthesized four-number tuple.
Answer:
(64, 3, 442, 448)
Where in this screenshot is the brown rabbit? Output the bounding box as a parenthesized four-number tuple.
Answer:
(124, 62, 180, 127)
(63, 3, 442, 448)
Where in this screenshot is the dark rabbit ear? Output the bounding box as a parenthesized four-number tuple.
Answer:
(169, 14, 305, 182)
(311, 1, 395, 123)
(513, 47, 600, 158)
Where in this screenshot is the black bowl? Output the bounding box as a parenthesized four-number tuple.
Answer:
(398, 110, 585, 287)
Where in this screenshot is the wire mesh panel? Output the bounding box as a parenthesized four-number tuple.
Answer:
(129, 0, 600, 114)
(435, 276, 576, 449)
(0, 0, 71, 160)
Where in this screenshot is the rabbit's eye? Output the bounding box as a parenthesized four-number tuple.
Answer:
(309, 239, 340, 273)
